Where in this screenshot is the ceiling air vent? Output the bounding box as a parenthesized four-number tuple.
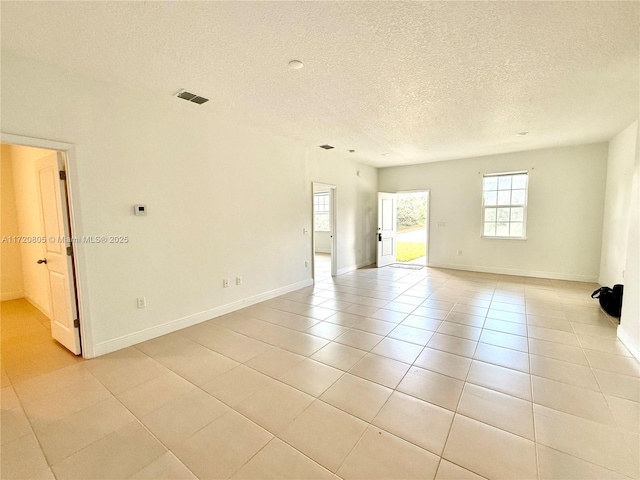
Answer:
(319, 144, 334, 150)
(174, 89, 209, 105)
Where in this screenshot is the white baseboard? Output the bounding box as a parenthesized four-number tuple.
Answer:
(427, 262, 598, 283)
(92, 278, 314, 358)
(1, 291, 24, 301)
(617, 327, 640, 363)
(337, 259, 375, 276)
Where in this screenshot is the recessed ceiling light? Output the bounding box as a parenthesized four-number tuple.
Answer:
(517, 131, 529, 136)
(288, 60, 304, 70)
(348, 149, 355, 153)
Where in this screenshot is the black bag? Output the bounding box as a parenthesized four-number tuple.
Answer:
(591, 284, 624, 318)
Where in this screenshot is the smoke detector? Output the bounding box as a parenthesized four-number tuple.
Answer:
(288, 60, 304, 70)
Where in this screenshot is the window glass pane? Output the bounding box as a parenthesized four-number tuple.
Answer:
(314, 194, 329, 213)
(512, 174, 527, 189)
(497, 190, 511, 205)
(484, 191, 497, 206)
(483, 177, 498, 190)
(510, 207, 524, 222)
(498, 176, 512, 190)
(511, 190, 526, 205)
(482, 172, 527, 239)
(484, 223, 496, 236)
(496, 222, 509, 236)
(314, 214, 329, 231)
(497, 208, 510, 222)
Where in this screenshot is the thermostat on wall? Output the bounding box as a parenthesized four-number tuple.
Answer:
(134, 205, 147, 216)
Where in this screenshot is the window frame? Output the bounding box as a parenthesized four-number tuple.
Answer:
(313, 192, 331, 232)
(481, 171, 529, 240)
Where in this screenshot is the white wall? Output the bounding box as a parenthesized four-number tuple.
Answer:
(379, 144, 609, 281)
(8, 145, 54, 315)
(1, 52, 377, 357)
(600, 121, 638, 286)
(308, 150, 377, 274)
(1, 145, 24, 300)
(607, 121, 640, 361)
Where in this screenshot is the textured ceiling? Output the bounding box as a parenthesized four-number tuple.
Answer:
(1, 1, 638, 167)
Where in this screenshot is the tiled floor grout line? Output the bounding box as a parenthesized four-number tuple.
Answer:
(432, 293, 489, 479)
(4, 269, 636, 480)
(260, 281, 521, 476)
(573, 322, 639, 467)
(81, 364, 201, 480)
(157, 282, 493, 476)
(3, 382, 60, 479)
(127, 343, 343, 479)
(132, 334, 352, 477)
(526, 302, 543, 480)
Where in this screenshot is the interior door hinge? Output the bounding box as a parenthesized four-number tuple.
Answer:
(59, 170, 67, 181)
(66, 245, 73, 256)
(73, 319, 80, 328)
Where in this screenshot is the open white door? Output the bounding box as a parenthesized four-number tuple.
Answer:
(377, 192, 397, 267)
(36, 153, 81, 355)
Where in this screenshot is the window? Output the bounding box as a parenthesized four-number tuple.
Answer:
(482, 172, 528, 238)
(314, 192, 330, 231)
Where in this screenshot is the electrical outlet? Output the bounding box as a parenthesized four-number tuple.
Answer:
(304, 261, 309, 268)
(457, 250, 463, 255)
(236, 276, 242, 286)
(223, 279, 229, 288)
(137, 297, 146, 308)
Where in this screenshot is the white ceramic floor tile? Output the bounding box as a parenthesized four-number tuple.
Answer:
(436, 459, 486, 479)
(414, 347, 472, 380)
(280, 400, 368, 473)
(320, 373, 392, 422)
(397, 366, 464, 411)
(337, 426, 440, 479)
(443, 415, 537, 480)
(373, 391, 454, 455)
(467, 360, 532, 401)
(4, 271, 640, 480)
(172, 410, 272, 479)
(532, 376, 616, 426)
(537, 444, 629, 480)
(534, 404, 638, 478)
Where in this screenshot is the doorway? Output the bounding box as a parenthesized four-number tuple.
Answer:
(1, 141, 82, 374)
(376, 190, 430, 268)
(396, 191, 429, 266)
(312, 183, 337, 281)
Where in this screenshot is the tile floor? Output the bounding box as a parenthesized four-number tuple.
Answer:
(1, 266, 639, 479)
(314, 253, 332, 281)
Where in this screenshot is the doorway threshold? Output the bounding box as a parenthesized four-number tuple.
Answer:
(389, 263, 425, 270)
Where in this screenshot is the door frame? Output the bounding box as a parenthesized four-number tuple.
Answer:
(396, 189, 431, 266)
(311, 182, 337, 280)
(2, 133, 93, 358)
